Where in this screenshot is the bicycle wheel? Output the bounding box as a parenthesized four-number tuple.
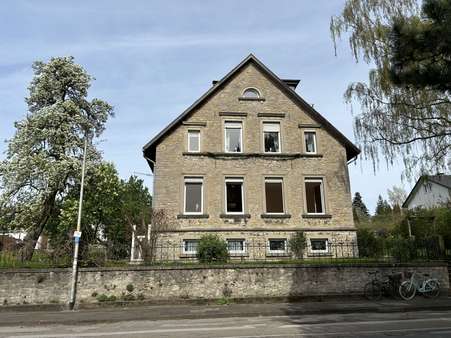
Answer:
(423, 280, 440, 298)
(399, 281, 416, 300)
(364, 281, 382, 301)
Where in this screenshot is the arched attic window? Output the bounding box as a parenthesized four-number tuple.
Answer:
(242, 88, 261, 99)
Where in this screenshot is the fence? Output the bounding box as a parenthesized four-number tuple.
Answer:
(0, 235, 449, 268)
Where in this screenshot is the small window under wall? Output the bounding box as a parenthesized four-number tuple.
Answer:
(304, 131, 317, 154)
(227, 239, 246, 254)
(184, 177, 203, 214)
(225, 178, 244, 214)
(268, 239, 287, 253)
(188, 130, 200, 152)
(242, 88, 260, 98)
(305, 178, 325, 214)
(224, 121, 242, 153)
(263, 122, 280, 153)
(182, 239, 198, 254)
(265, 178, 284, 213)
(310, 238, 329, 253)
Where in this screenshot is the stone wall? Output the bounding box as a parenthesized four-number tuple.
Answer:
(0, 263, 448, 306)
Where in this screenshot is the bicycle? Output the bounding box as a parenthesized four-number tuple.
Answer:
(364, 271, 403, 301)
(398, 271, 440, 300)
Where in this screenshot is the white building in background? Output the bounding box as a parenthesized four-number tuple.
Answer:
(403, 175, 451, 210)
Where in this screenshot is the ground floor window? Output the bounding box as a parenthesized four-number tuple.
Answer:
(182, 239, 198, 254)
(268, 239, 287, 254)
(310, 238, 329, 253)
(305, 178, 325, 214)
(227, 239, 246, 254)
(265, 178, 284, 213)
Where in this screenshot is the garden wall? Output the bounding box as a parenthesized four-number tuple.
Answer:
(0, 263, 448, 306)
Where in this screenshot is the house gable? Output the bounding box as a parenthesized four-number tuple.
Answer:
(143, 54, 360, 171)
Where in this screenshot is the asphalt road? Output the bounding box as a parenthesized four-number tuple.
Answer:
(1, 310, 451, 338)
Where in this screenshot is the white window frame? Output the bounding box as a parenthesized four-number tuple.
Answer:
(310, 238, 329, 254)
(224, 121, 243, 153)
(304, 130, 317, 154)
(267, 239, 287, 254)
(225, 177, 244, 214)
(182, 239, 199, 254)
(227, 239, 246, 254)
(242, 87, 261, 98)
(184, 177, 203, 215)
(264, 177, 285, 214)
(187, 130, 200, 153)
(304, 178, 326, 215)
(263, 122, 281, 153)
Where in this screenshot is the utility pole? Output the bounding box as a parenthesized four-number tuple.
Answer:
(69, 135, 88, 310)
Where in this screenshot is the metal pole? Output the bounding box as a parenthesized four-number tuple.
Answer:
(69, 136, 88, 310)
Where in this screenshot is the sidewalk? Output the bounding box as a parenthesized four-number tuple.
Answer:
(0, 297, 451, 327)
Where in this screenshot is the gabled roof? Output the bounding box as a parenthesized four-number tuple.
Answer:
(143, 54, 360, 170)
(402, 174, 451, 208)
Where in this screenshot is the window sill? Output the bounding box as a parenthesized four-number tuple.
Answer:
(302, 214, 332, 219)
(220, 213, 251, 219)
(180, 253, 197, 258)
(177, 214, 209, 219)
(261, 213, 291, 219)
(301, 153, 323, 158)
(182, 152, 323, 160)
(238, 97, 265, 102)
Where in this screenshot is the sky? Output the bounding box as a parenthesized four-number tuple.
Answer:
(0, 0, 410, 212)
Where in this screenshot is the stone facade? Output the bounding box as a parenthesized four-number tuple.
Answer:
(144, 55, 360, 260)
(0, 264, 448, 306)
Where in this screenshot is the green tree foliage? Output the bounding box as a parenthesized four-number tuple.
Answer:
(352, 192, 370, 223)
(196, 235, 229, 264)
(288, 231, 306, 258)
(356, 228, 383, 257)
(0, 57, 113, 259)
(375, 195, 392, 216)
(390, 0, 451, 92)
(331, 0, 450, 177)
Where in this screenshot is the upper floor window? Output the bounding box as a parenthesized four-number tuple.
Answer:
(225, 121, 242, 153)
(184, 177, 203, 214)
(188, 130, 200, 152)
(242, 88, 260, 99)
(263, 122, 280, 153)
(304, 131, 317, 154)
(305, 178, 325, 214)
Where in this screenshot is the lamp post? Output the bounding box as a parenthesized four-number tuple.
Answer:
(68, 135, 88, 310)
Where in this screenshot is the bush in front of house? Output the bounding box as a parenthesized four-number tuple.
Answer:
(357, 228, 384, 258)
(196, 235, 229, 264)
(289, 231, 306, 259)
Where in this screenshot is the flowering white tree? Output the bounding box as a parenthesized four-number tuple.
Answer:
(0, 57, 113, 260)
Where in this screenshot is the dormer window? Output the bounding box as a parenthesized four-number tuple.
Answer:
(242, 88, 260, 99)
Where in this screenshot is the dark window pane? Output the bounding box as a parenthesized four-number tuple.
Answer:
(306, 181, 323, 213)
(184, 240, 198, 253)
(264, 131, 279, 152)
(265, 182, 284, 213)
(226, 128, 241, 152)
(311, 239, 327, 251)
(226, 182, 243, 212)
(185, 182, 202, 213)
(269, 240, 286, 251)
(305, 132, 316, 153)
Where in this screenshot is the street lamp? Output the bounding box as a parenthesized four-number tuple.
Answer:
(68, 134, 89, 310)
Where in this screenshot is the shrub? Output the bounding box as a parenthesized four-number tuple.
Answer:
(196, 235, 229, 264)
(288, 232, 306, 258)
(96, 294, 108, 302)
(357, 228, 383, 258)
(386, 236, 416, 262)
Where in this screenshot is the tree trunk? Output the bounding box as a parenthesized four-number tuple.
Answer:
(20, 191, 58, 261)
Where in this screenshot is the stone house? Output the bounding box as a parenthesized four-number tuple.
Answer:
(141, 54, 360, 260)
